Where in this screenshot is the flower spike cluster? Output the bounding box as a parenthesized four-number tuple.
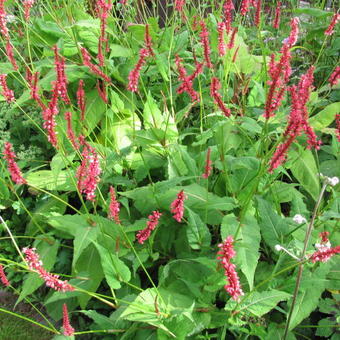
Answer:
(0, 264, 10, 287)
(3, 142, 26, 185)
(170, 190, 187, 222)
(223, 0, 234, 33)
(269, 66, 320, 172)
(81, 47, 111, 82)
(217, 236, 243, 301)
(62, 304, 75, 336)
(108, 186, 121, 224)
(310, 232, 340, 263)
(23, 248, 74, 292)
(210, 77, 231, 117)
(136, 211, 162, 244)
(199, 21, 213, 69)
(0, 74, 14, 103)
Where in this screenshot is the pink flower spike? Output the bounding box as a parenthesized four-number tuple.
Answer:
(273, 2, 281, 29)
(210, 77, 231, 117)
(0, 264, 10, 287)
(96, 80, 108, 103)
(227, 26, 238, 50)
(202, 148, 212, 179)
(286, 17, 299, 47)
(0, 74, 14, 103)
(329, 66, 340, 87)
(336, 114, 340, 142)
(5, 41, 18, 71)
(53, 45, 70, 105)
(0, 0, 9, 40)
(170, 190, 187, 222)
(199, 21, 213, 69)
(325, 13, 340, 36)
(23, 248, 74, 292)
(23, 0, 35, 22)
(310, 246, 340, 263)
(223, 0, 234, 33)
(62, 304, 75, 336)
(217, 22, 226, 57)
(240, 0, 250, 16)
(127, 48, 149, 92)
(255, 0, 262, 27)
(144, 24, 155, 57)
(77, 80, 86, 121)
(217, 236, 243, 301)
(108, 186, 121, 224)
(3, 142, 26, 185)
(136, 211, 162, 244)
(65, 111, 79, 150)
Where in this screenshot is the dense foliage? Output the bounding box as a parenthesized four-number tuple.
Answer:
(0, 0, 339, 339)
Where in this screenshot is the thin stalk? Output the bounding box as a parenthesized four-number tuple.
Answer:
(283, 181, 328, 339)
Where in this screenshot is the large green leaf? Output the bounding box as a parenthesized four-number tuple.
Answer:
(93, 243, 131, 290)
(26, 170, 76, 191)
(309, 102, 340, 131)
(288, 147, 320, 201)
(186, 209, 211, 250)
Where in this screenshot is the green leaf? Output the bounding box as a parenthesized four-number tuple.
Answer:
(84, 89, 107, 134)
(225, 290, 291, 317)
(26, 170, 76, 191)
(288, 147, 320, 201)
(256, 198, 288, 249)
(309, 102, 340, 131)
(93, 243, 131, 289)
(186, 209, 211, 250)
(109, 44, 132, 57)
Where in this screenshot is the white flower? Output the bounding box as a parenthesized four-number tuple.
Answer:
(293, 214, 307, 224)
(275, 244, 283, 251)
(327, 177, 339, 187)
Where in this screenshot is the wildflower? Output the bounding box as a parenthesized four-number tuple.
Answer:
(325, 176, 339, 187)
(210, 77, 231, 117)
(217, 22, 226, 56)
(23, 0, 35, 21)
(240, 0, 250, 16)
(3, 142, 26, 185)
(136, 211, 162, 244)
(76, 142, 101, 201)
(329, 66, 340, 87)
(96, 80, 108, 103)
(5, 41, 18, 71)
(81, 47, 111, 82)
(286, 17, 299, 47)
(108, 186, 121, 224)
(310, 233, 340, 263)
(217, 236, 243, 301)
(28, 71, 45, 109)
(202, 148, 212, 179)
(127, 48, 149, 92)
(223, 0, 234, 33)
(0, 74, 14, 103)
(170, 190, 187, 222)
(62, 304, 75, 336)
(227, 26, 238, 50)
(77, 80, 86, 121)
(199, 21, 213, 69)
(292, 214, 307, 224)
(0, 265, 9, 287)
(325, 12, 340, 36)
(175, 54, 200, 102)
(23, 248, 74, 292)
(0, 0, 9, 39)
(64, 111, 79, 150)
(144, 24, 155, 57)
(175, 0, 185, 13)
(53, 45, 70, 105)
(273, 2, 281, 29)
(336, 114, 340, 142)
(254, 0, 262, 27)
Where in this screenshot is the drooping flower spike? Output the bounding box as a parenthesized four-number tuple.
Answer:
(0, 265, 10, 287)
(170, 190, 187, 222)
(108, 186, 121, 224)
(62, 304, 75, 336)
(3, 142, 27, 185)
(202, 148, 212, 179)
(136, 211, 162, 244)
(0, 74, 14, 103)
(325, 12, 340, 36)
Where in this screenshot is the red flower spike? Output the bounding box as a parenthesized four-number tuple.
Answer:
(5, 41, 18, 71)
(227, 26, 238, 50)
(81, 47, 111, 82)
(255, 0, 262, 27)
(108, 186, 121, 224)
(210, 77, 231, 117)
(127, 48, 149, 92)
(223, 0, 234, 33)
(23, 248, 74, 292)
(240, 0, 250, 16)
(0, 0, 9, 40)
(65, 111, 79, 150)
(175, 0, 185, 12)
(202, 148, 212, 179)
(286, 17, 299, 47)
(170, 190, 187, 222)
(273, 1, 281, 29)
(310, 246, 340, 263)
(217, 22, 226, 57)
(329, 66, 340, 87)
(76, 142, 101, 201)
(3, 142, 26, 185)
(53, 45, 70, 105)
(136, 211, 162, 244)
(335, 114, 340, 142)
(217, 236, 244, 301)
(0, 74, 14, 103)
(96, 80, 108, 103)
(144, 24, 155, 57)
(62, 304, 75, 336)
(0, 264, 10, 287)
(199, 21, 213, 69)
(325, 12, 340, 36)
(23, 0, 35, 21)
(77, 80, 86, 121)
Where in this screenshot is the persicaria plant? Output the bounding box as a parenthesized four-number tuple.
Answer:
(0, 0, 339, 339)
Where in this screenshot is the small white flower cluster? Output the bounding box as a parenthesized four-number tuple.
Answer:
(319, 174, 339, 187)
(293, 214, 307, 224)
